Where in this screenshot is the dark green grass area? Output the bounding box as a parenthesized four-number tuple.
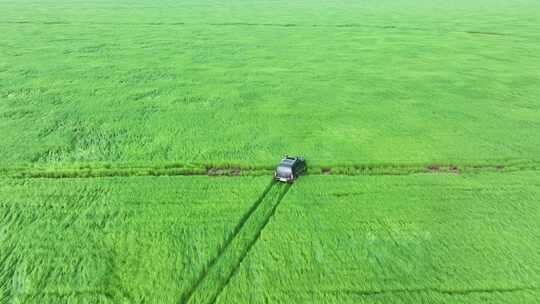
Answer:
(1, 0, 540, 168)
(0, 176, 269, 303)
(217, 171, 540, 303)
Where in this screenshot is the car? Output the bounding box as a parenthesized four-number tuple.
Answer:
(274, 156, 307, 183)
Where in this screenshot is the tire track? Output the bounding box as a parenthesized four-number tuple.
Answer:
(180, 180, 275, 303)
(181, 181, 291, 304)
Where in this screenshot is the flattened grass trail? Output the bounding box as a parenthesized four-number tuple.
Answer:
(217, 172, 540, 304)
(184, 182, 290, 304)
(0, 176, 269, 303)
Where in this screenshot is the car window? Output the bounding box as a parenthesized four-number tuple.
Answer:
(277, 166, 292, 176)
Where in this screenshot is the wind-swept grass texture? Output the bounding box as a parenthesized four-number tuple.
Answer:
(1, 0, 540, 303)
(1, 0, 540, 169)
(217, 171, 540, 303)
(185, 182, 290, 304)
(0, 176, 269, 303)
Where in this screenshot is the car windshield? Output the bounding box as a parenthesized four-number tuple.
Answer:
(276, 165, 292, 176)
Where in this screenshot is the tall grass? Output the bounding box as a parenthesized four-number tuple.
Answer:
(217, 171, 540, 303)
(1, 0, 540, 169)
(0, 176, 268, 303)
(1, 0, 540, 303)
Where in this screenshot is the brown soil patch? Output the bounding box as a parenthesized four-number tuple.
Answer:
(207, 168, 226, 176)
(449, 165, 460, 174)
(427, 165, 440, 172)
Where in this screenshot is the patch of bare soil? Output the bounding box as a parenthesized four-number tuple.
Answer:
(427, 165, 440, 173)
(229, 168, 241, 176)
(207, 168, 226, 176)
(207, 167, 242, 176)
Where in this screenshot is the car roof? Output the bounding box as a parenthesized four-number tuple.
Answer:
(281, 158, 296, 165)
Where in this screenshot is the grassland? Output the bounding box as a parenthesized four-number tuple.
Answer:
(1, 0, 540, 169)
(0, 176, 269, 303)
(217, 172, 540, 303)
(2, 172, 540, 303)
(1, 0, 540, 303)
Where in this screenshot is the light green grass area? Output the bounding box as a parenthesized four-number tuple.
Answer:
(0, 176, 269, 303)
(1, 0, 539, 168)
(1, 0, 540, 303)
(217, 172, 540, 303)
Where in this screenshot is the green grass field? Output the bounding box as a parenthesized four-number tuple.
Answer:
(2, 0, 540, 168)
(218, 172, 540, 303)
(0, 176, 269, 302)
(1, 0, 540, 303)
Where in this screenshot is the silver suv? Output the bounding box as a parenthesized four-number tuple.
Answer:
(274, 156, 307, 183)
